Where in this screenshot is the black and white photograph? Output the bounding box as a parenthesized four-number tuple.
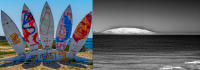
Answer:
(94, 0, 200, 70)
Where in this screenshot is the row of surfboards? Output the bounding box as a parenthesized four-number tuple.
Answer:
(1, 2, 92, 61)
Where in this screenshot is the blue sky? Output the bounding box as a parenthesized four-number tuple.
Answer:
(0, 0, 93, 38)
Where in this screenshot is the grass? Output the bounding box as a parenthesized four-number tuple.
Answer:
(0, 51, 16, 55)
(0, 50, 30, 55)
(52, 41, 56, 49)
(25, 50, 29, 52)
(0, 66, 8, 69)
(0, 41, 10, 47)
(0, 56, 3, 58)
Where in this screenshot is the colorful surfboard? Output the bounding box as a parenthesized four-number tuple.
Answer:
(40, 2, 54, 50)
(69, 12, 92, 58)
(21, 4, 39, 52)
(55, 5, 72, 51)
(1, 11, 25, 55)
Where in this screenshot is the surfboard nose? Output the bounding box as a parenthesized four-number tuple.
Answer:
(1, 10, 6, 17)
(1, 10, 4, 14)
(44, 1, 49, 7)
(67, 4, 71, 9)
(1, 10, 9, 23)
(23, 3, 29, 10)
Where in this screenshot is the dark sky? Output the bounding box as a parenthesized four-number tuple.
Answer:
(94, 0, 200, 34)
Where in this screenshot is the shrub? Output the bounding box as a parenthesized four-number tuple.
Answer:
(52, 41, 56, 49)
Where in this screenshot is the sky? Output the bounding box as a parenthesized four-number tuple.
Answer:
(0, 0, 93, 38)
(94, 0, 200, 34)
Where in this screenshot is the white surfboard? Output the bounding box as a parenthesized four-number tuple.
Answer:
(1, 11, 25, 55)
(55, 5, 72, 51)
(21, 4, 39, 52)
(69, 12, 92, 58)
(40, 2, 54, 50)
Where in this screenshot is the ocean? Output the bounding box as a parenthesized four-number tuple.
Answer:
(94, 35, 200, 70)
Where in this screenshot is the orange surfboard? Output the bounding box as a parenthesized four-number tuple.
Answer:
(69, 12, 92, 58)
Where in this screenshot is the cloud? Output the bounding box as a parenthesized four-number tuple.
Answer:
(101, 27, 156, 35)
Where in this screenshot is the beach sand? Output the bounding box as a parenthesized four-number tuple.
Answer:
(0, 51, 93, 70)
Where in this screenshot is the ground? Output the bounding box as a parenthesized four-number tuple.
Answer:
(0, 44, 93, 70)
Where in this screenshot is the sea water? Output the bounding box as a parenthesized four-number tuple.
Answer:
(94, 35, 200, 70)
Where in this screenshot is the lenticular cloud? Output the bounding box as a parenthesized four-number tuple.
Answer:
(102, 27, 155, 35)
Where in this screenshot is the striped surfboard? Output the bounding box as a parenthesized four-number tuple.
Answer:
(55, 5, 72, 51)
(69, 12, 92, 58)
(1, 11, 25, 55)
(40, 2, 54, 50)
(21, 4, 39, 52)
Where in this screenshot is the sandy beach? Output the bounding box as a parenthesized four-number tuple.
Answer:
(0, 45, 93, 70)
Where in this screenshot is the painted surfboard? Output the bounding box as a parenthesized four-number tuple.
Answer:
(1, 11, 25, 55)
(40, 2, 54, 50)
(21, 4, 39, 52)
(55, 5, 72, 51)
(69, 12, 92, 58)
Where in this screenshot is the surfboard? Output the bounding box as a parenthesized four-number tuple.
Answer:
(21, 4, 39, 52)
(1, 11, 25, 55)
(55, 5, 72, 51)
(69, 12, 92, 58)
(40, 2, 54, 50)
